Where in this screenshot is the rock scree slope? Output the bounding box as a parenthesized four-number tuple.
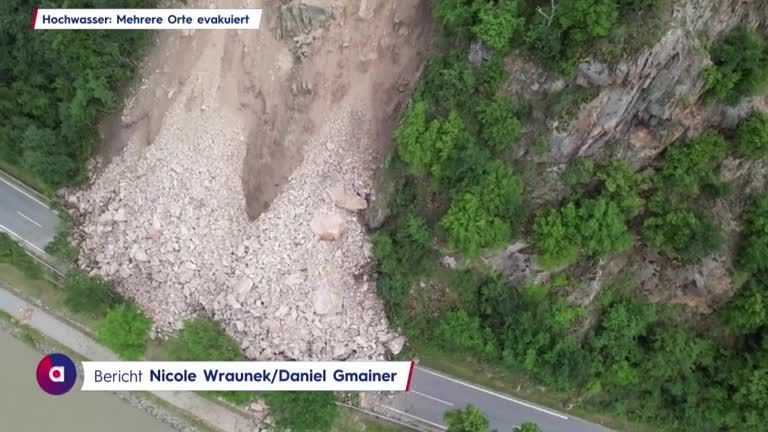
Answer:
(68, 0, 431, 361)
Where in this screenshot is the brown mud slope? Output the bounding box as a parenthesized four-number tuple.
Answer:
(69, 0, 432, 361)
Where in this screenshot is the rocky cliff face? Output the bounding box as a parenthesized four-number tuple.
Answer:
(552, 0, 768, 166)
(490, 0, 768, 314)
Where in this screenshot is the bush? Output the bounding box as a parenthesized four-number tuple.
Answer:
(738, 194, 768, 273)
(170, 318, 256, 405)
(735, 111, 768, 159)
(533, 198, 632, 268)
(656, 131, 728, 197)
(642, 209, 724, 260)
(444, 404, 490, 432)
(0, 233, 42, 279)
(261, 392, 338, 432)
(704, 29, 768, 104)
(440, 161, 525, 256)
(597, 160, 646, 218)
(416, 54, 475, 115)
(475, 56, 509, 97)
(436, 310, 498, 360)
(394, 103, 467, 179)
(97, 304, 151, 360)
(724, 275, 767, 335)
(476, 96, 522, 153)
(63, 271, 121, 317)
(559, 0, 619, 47)
(472, 0, 524, 52)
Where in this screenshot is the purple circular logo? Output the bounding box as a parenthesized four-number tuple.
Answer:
(36, 353, 77, 395)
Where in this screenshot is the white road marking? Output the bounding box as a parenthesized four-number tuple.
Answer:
(0, 175, 49, 208)
(335, 402, 430, 432)
(17, 211, 43, 228)
(0, 223, 63, 279)
(411, 390, 455, 407)
(415, 366, 569, 420)
(382, 405, 448, 430)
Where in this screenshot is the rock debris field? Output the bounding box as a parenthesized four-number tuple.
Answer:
(69, 89, 403, 361)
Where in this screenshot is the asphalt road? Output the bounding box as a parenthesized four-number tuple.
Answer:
(0, 171, 611, 432)
(0, 174, 58, 254)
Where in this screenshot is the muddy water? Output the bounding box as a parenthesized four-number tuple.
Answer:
(0, 331, 174, 432)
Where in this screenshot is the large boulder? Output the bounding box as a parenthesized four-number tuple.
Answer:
(310, 211, 346, 241)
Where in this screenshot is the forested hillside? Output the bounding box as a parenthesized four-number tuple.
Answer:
(0, 0, 154, 189)
(372, 0, 768, 430)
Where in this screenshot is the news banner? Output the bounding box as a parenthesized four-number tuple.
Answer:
(81, 361, 414, 392)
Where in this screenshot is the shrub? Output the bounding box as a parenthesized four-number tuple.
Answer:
(170, 318, 256, 405)
(436, 310, 498, 360)
(533, 198, 632, 268)
(63, 271, 121, 317)
(562, 158, 595, 190)
(738, 194, 768, 273)
(476, 96, 521, 153)
(261, 392, 338, 432)
(472, 0, 524, 52)
(444, 404, 490, 432)
(395, 104, 467, 179)
(416, 54, 475, 115)
(475, 56, 509, 97)
(724, 275, 768, 335)
(440, 162, 525, 256)
(656, 131, 728, 197)
(643, 209, 724, 260)
(735, 111, 768, 159)
(618, 0, 660, 12)
(519, 423, 542, 432)
(0, 233, 42, 279)
(532, 203, 581, 268)
(558, 0, 619, 47)
(597, 160, 646, 218)
(578, 198, 634, 256)
(704, 29, 768, 104)
(97, 304, 151, 360)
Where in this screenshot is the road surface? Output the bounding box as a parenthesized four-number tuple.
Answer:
(0, 173, 58, 255)
(0, 171, 612, 432)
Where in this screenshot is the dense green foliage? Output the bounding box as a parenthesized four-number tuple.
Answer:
(0, 233, 43, 279)
(45, 209, 78, 263)
(440, 162, 525, 256)
(97, 304, 151, 360)
(655, 131, 728, 198)
(0, 0, 155, 188)
(738, 194, 768, 273)
(734, 111, 768, 159)
(169, 318, 256, 405)
(444, 404, 489, 432)
(261, 392, 338, 432)
(533, 198, 632, 268)
(63, 270, 122, 317)
(704, 29, 768, 104)
(643, 210, 723, 261)
(519, 423, 542, 432)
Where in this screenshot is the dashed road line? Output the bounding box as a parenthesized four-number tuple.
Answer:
(410, 390, 455, 407)
(382, 405, 448, 430)
(17, 211, 43, 228)
(415, 366, 569, 420)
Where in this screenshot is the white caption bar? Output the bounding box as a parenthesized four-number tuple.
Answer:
(33, 9, 262, 30)
(81, 361, 415, 392)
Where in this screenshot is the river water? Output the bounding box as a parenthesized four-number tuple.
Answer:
(0, 331, 175, 432)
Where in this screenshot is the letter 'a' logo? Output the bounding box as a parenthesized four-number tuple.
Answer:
(37, 353, 76, 395)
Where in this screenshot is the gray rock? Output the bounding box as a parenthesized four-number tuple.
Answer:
(309, 211, 346, 241)
(330, 186, 367, 211)
(385, 336, 406, 356)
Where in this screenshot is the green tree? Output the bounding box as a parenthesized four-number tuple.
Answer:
(519, 423, 542, 432)
(739, 194, 768, 273)
(533, 203, 581, 268)
(656, 131, 727, 198)
(440, 162, 524, 256)
(704, 29, 768, 104)
(735, 111, 768, 159)
(261, 392, 338, 432)
(642, 209, 723, 260)
(724, 275, 768, 335)
(472, 0, 524, 52)
(97, 304, 151, 360)
(444, 404, 490, 432)
(476, 96, 521, 153)
(578, 198, 633, 257)
(436, 310, 498, 360)
(63, 271, 121, 317)
(558, 0, 619, 47)
(597, 160, 646, 218)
